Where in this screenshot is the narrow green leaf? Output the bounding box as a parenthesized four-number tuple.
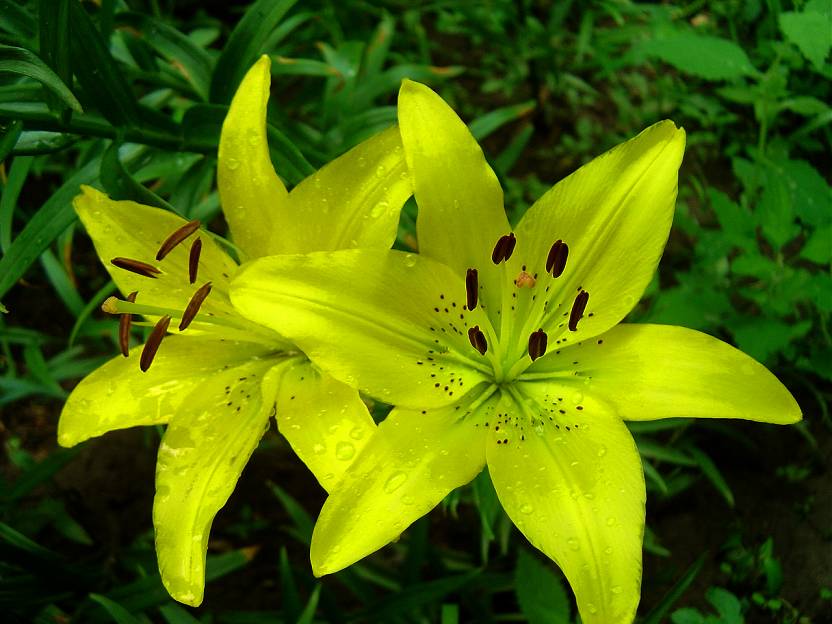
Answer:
(38, 0, 72, 113)
(159, 602, 201, 624)
(0, 0, 36, 40)
(686, 446, 735, 507)
(353, 571, 480, 621)
(294, 586, 320, 624)
(641, 554, 707, 624)
(0, 155, 100, 302)
(89, 594, 141, 624)
(67, 0, 139, 125)
(100, 141, 173, 210)
(279, 547, 302, 622)
(116, 12, 213, 101)
(0, 154, 33, 253)
(0, 521, 60, 559)
(0, 44, 82, 112)
(210, 0, 299, 104)
(515, 548, 571, 624)
(267, 481, 313, 544)
(469, 100, 535, 141)
(0, 119, 23, 161)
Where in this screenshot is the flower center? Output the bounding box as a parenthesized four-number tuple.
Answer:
(462, 232, 591, 384)
(102, 220, 281, 371)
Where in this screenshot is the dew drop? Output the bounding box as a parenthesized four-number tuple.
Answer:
(384, 471, 407, 493)
(597, 446, 608, 457)
(403, 254, 416, 268)
(567, 537, 579, 550)
(335, 441, 355, 461)
(587, 603, 598, 614)
(370, 201, 389, 218)
(312, 443, 326, 455)
(375, 164, 386, 178)
(349, 426, 364, 440)
(520, 503, 534, 514)
(606, 516, 616, 526)
(225, 157, 240, 171)
(611, 585, 622, 594)
(401, 494, 415, 506)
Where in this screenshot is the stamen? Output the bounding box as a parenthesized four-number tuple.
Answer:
(528, 329, 548, 361)
(111, 257, 161, 278)
(491, 233, 516, 264)
(515, 271, 535, 288)
(179, 282, 213, 331)
(568, 290, 589, 332)
(189, 237, 202, 284)
(118, 291, 138, 357)
(546, 240, 569, 277)
(465, 268, 479, 310)
(140, 315, 171, 372)
(467, 325, 488, 355)
(156, 219, 201, 261)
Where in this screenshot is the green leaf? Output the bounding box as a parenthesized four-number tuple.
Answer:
(210, 0, 299, 104)
(639, 32, 758, 80)
(0, 155, 100, 302)
(38, 0, 72, 113)
(294, 586, 320, 624)
(515, 548, 571, 624)
(671, 608, 706, 624)
(90, 594, 141, 624)
(771, 158, 832, 227)
(801, 223, 832, 263)
(468, 100, 536, 141)
(0, 154, 33, 253)
(100, 141, 173, 210)
(686, 446, 735, 507)
(0, 119, 23, 161)
(729, 318, 812, 363)
(67, 0, 139, 126)
(116, 12, 213, 101)
(642, 554, 707, 624)
(159, 602, 201, 624)
(759, 169, 800, 249)
(779, 96, 830, 117)
(267, 481, 314, 545)
(0, 44, 82, 112)
(779, 2, 832, 72)
(705, 587, 744, 623)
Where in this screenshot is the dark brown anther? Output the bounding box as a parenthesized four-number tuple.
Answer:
(156, 219, 201, 261)
(467, 325, 488, 355)
(140, 315, 171, 372)
(118, 291, 138, 357)
(465, 268, 479, 310)
(568, 290, 590, 332)
(179, 282, 213, 331)
(528, 329, 548, 361)
(546, 240, 569, 278)
(188, 237, 202, 284)
(491, 232, 517, 264)
(111, 257, 161, 278)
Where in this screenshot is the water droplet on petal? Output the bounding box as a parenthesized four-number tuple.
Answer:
(349, 426, 364, 440)
(403, 254, 416, 268)
(370, 201, 389, 218)
(520, 503, 534, 514)
(597, 446, 607, 457)
(401, 494, 415, 505)
(587, 603, 598, 614)
(312, 443, 326, 455)
(567, 537, 579, 550)
(225, 157, 240, 171)
(606, 516, 616, 526)
(611, 585, 622, 594)
(383, 471, 407, 493)
(335, 441, 355, 461)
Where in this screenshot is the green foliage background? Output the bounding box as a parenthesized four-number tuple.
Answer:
(0, 1, 829, 623)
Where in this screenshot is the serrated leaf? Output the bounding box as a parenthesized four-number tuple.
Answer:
(801, 223, 832, 263)
(705, 587, 743, 623)
(0, 44, 82, 112)
(210, 0, 299, 104)
(639, 32, 758, 80)
(729, 318, 812, 363)
(779, 4, 832, 72)
(515, 549, 571, 624)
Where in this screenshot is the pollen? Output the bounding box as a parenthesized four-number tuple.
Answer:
(515, 271, 536, 288)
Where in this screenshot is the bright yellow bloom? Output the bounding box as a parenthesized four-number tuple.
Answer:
(57, 56, 411, 606)
(230, 81, 801, 623)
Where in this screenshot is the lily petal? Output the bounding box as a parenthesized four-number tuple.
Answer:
(487, 390, 645, 624)
(154, 360, 280, 606)
(398, 80, 510, 316)
(217, 55, 290, 260)
(74, 186, 239, 318)
(513, 121, 685, 343)
(231, 249, 491, 409)
(58, 336, 275, 447)
(528, 324, 801, 424)
(274, 358, 377, 492)
(311, 391, 494, 576)
(274, 126, 412, 254)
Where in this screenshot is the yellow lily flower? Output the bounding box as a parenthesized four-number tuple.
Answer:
(230, 81, 801, 623)
(57, 56, 411, 606)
